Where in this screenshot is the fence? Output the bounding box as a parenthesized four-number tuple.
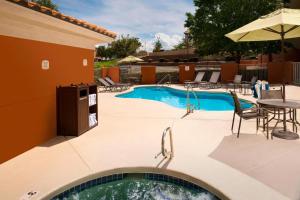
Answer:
(293, 62, 300, 85)
(94, 62, 285, 84)
(239, 65, 268, 82)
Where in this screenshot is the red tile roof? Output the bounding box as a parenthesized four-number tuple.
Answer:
(7, 0, 117, 39)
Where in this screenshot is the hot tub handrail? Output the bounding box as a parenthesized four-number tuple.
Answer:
(155, 127, 174, 159)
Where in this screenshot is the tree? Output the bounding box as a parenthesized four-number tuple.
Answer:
(185, 0, 289, 62)
(32, 0, 59, 11)
(96, 46, 115, 60)
(173, 37, 193, 50)
(96, 46, 106, 58)
(153, 38, 163, 52)
(110, 35, 141, 58)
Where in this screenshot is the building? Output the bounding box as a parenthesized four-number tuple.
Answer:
(0, 0, 116, 163)
(141, 48, 200, 64)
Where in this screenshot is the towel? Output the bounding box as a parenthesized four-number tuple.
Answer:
(89, 113, 97, 127)
(254, 80, 270, 99)
(89, 94, 97, 106)
(255, 83, 261, 99)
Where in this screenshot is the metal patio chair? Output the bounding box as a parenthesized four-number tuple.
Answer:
(241, 76, 257, 95)
(230, 91, 269, 138)
(226, 75, 243, 92)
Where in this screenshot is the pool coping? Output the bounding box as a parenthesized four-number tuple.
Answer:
(44, 167, 229, 200)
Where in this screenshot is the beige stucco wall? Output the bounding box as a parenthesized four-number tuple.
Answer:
(0, 1, 114, 49)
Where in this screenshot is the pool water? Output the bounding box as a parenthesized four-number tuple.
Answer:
(117, 86, 252, 111)
(55, 176, 219, 200)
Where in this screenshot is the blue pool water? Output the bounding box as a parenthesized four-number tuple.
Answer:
(116, 86, 252, 111)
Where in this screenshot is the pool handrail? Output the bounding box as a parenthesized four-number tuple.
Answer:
(186, 85, 200, 113)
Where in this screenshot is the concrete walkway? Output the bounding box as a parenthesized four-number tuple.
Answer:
(1, 85, 300, 200)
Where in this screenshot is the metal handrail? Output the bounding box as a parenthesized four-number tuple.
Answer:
(155, 127, 174, 159)
(186, 85, 200, 113)
(157, 74, 172, 85)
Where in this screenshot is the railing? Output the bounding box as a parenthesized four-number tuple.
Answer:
(293, 62, 300, 85)
(186, 85, 200, 114)
(157, 74, 172, 85)
(239, 65, 268, 82)
(155, 127, 174, 159)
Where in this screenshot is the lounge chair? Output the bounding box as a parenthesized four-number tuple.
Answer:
(199, 71, 221, 89)
(184, 72, 205, 88)
(97, 78, 120, 92)
(226, 75, 243, 92)
(104, 77, 130, 90)
(230, 91, 269, 138)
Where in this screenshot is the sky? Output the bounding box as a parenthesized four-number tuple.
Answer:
(52, 0, 195, 51)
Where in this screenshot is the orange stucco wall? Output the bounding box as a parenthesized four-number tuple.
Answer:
(179, 64, 195, 83)
(141, 66, 156, 84)
(108, 67, 120, 83)
(0, 35, 94, 163)
(101, 68, 109, 78)
(220, 63, 239, 83)
(101, 67, 120, 83)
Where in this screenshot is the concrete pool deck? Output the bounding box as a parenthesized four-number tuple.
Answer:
(1, 85, 300, 200)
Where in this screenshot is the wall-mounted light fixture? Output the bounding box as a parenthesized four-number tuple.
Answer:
(83, 59, 88, 67)
(41, 60, 49, 70)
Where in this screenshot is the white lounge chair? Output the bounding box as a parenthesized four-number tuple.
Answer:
(184, 72, 205, 88)
(199, 71, 221, 88)
(97, 78, 120, 92)
(104, 77, 130, 90)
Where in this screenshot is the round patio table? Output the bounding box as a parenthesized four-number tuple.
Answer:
(257, 99, 300, 140)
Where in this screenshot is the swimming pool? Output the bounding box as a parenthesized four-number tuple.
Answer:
(117, 86, 252, 111)
(51, 173, 220, 200)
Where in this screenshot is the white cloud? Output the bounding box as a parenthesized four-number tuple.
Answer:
(53, 0, 195, 50)
(141, 33, 183, 52)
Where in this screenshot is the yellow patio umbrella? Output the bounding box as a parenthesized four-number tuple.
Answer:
(118, 55, 143, 64)
(226, 8, 300, 100)
(225, 8, 300, 43)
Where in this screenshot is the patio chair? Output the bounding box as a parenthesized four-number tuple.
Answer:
(226, 75, 243, 92)
(230, 91, 269, 138)
(260, 88, 294, 137)
(97, 78, 119, 92)
(261, 89, 283, 100)
(199, 71, 221, 89)
(241, 76, 257, 94)
(184, 71, 205, 88)
(104, 77, 130, 90)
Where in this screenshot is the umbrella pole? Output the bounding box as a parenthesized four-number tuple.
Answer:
(280, 25, 286, 102)
(280, 26, 288, 133)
